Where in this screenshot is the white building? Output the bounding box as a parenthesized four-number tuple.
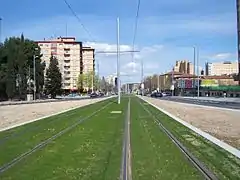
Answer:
(106, 75, 117, 85)
(205, 61, 238, 76)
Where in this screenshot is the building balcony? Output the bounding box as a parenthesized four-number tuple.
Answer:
(64, 59, 70, 63)
(64, 65, 70, 70)
(64, 83, 71, 87)
(64, 77, 71, 81)
(64, 71, 71, 75)
(64, 53, 70, 57)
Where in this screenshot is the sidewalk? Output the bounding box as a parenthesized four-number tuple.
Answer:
(176, 96, 240, 103)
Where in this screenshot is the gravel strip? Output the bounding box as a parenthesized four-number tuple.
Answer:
(140, 96, 240, 148)
(0, 98, 109, 131)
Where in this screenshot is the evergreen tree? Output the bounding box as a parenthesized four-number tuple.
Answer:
(45, 56, 62, 98)
(0, 35, 45, 100)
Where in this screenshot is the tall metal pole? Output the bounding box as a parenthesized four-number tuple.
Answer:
(0, 17, 2, 43)
(33, 55, 36, 100)
(97, 62, 100, 90)
(237, 0, 240, 85)
(91, 72, 94, 92)
(117, 17, 120, 104)
(193, 46, 196, 75)
(193, 46, 196, 97)
(197, 47, 200, 97)
(157, 74, 160, 91)
(171, 67, 174, 96)
(28, 66, 31, 94)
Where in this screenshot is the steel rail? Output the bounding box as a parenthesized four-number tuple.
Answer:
(0, 100, 114, 174)
(138, 99, 218, 180)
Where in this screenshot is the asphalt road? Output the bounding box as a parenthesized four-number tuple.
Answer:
(156, 97, 240, 110)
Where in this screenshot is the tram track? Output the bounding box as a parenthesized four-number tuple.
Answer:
(0, 100, 114, 174)
(138, 98, 218, 180)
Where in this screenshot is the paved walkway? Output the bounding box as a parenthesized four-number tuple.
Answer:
(176, 96, 240, 103)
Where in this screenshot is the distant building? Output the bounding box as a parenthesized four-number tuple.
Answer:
(82, 47, 95, 74)
(173, 60, 194, 75)
(205, 61, 238, 76)
(106, 75, 117, 86)
(36, 37, 95, 92)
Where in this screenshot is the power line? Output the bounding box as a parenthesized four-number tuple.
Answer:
(132, 0, 141, 55)
(63, 0, 95, 42)
(131, 0, 141, 77)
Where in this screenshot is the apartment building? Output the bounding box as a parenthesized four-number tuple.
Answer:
(82, 47, 95, 74)
(173, 60, 194, 75)
(36, 37, 95, 91)
(205, 61, 238, 76)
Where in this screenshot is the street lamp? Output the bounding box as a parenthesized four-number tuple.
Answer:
(33, 47, 39, 100)
(0, 17, 2, 43)
(117, 17, 120, 104)
(237, 0, 240, 85)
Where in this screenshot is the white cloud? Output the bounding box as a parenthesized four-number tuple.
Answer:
(84, 42, 132, 56)
(2, 10, 237, 83)
(206, 52, 236, 62)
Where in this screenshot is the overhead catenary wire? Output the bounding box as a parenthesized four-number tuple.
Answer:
(132, 0, 141, 58)
(63, 0, 96, 42)
(131, 0, 141, 73)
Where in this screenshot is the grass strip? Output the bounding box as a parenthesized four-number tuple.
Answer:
(0, 97, 127, 179)
(130, 97, 203, 179)
(140, 97, 240, 180)
(0, 98, 114, 167)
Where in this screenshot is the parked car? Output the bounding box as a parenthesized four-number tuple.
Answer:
(90, 93, 98, 98)
(151, 92, 163, 98)
(99, 92, 104, 97)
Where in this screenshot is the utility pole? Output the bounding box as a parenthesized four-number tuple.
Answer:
(171, 67, 174, 96)
(193, 46, 196, 75)
(97, 62, 100, 90)
(141, 60, 144, 83)
(193, 46, 196, 97)
(117, 17, 120, 104)
(0, 17, 2, 43)
(28, 66, 31, 93)
(91, 72, 94, 92)
(197, 47, 200, 97)
(237, 0, 240, 85)
(33, 55, 36, 100)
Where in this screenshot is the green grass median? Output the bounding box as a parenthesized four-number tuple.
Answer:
(0, 98, 111, 167)
(138, 97, 240, 180)
(0, 97, 127, 179)
(130, 97, 203, 179)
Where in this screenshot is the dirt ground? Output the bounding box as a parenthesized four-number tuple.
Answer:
(140, 96, 240, 148)
(0, 98, 109, 131)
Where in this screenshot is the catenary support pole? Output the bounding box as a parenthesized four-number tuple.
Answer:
(197, 47, 200, 97)
(117, 17, 121, 104)
(0, 18, 2, 43)
(33, 55, 36, 100)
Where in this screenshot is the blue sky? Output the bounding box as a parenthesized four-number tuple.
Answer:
(0, 0, 238, 83)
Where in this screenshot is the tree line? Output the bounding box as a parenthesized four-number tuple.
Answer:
(0, 35, 114, 101)
(0, 35, 45, 100)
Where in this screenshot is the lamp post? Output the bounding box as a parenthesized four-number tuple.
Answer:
(33, 47, 39, 100)
(0, 17, 2, 43)
(33, 55, 36, 100)
(197, 47, 200, 97)
(237, 0, 240, 85)
(117, 17, 120, 104)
